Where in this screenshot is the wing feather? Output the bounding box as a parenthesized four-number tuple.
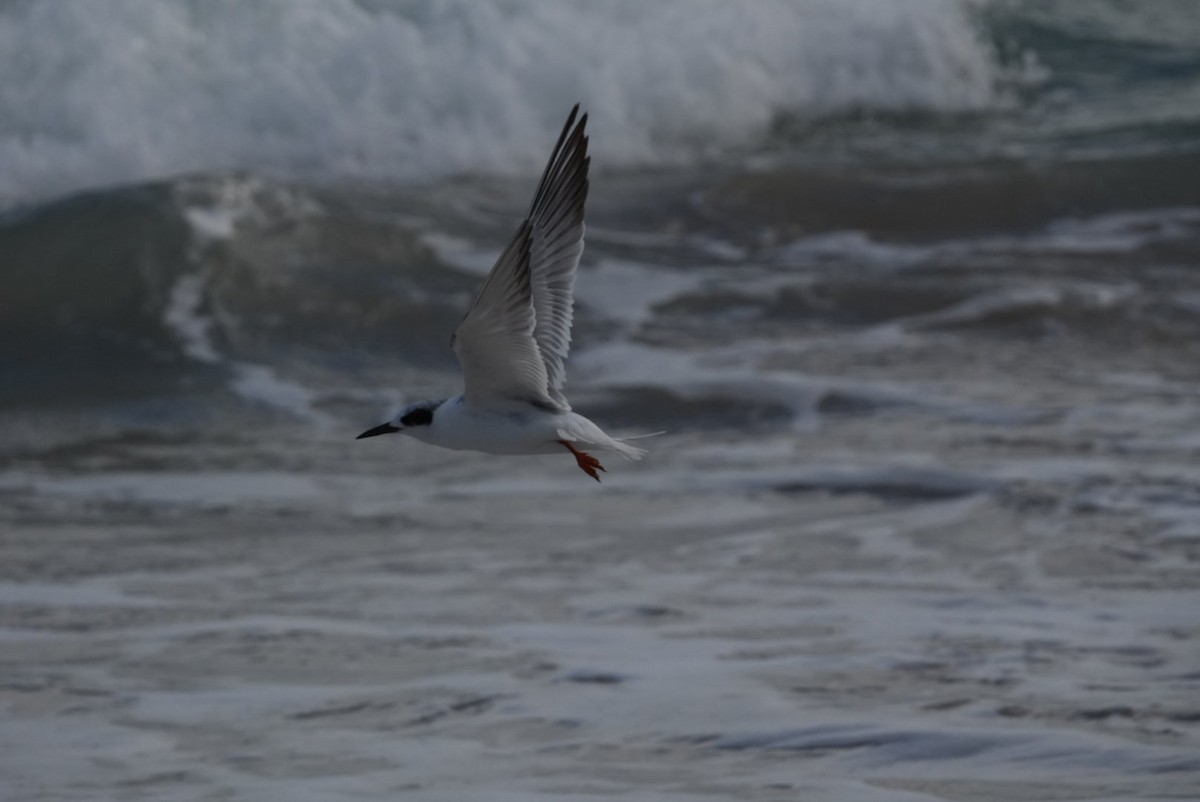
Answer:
(451, 106, 590, 410)
(526, 110, 589, 405)
(452, 221, 555, 408)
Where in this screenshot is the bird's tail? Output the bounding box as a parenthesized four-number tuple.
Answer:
(608, 430, 666, 461)
(557, 421, 664, 462)
(620, 431, 667, 441)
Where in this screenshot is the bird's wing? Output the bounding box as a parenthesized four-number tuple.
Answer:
(452, 106, 590, 411)
(525, 104, 590, 405)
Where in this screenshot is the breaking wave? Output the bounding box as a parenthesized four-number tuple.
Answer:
(0, 0, 1002, 205)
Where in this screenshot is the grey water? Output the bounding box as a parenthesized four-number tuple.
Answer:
(2, 2, 1200, 800)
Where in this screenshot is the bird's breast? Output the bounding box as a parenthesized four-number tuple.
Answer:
(421, 400, 565, 456)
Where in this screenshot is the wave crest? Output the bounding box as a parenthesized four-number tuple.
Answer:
(0, 0, 1001, 204)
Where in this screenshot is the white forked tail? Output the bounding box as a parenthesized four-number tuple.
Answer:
(557, 416, 663, 461)
(619, 430, 667, 442)
(611, 430, 666, 461)
(606, 438, 649, 461)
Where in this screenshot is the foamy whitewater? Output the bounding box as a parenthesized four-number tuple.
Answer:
(2, 2, 1200, 800)
(0, 0, 1005, 204)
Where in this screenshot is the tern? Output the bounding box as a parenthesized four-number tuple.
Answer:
(357, 105, 649, 481)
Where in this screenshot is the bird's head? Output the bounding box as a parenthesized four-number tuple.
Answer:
(356, 399, 443, 440)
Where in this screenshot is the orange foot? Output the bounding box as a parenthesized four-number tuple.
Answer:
(559, 439, 607, 482)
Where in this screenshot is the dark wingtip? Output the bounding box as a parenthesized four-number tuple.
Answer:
(356, 423, 400, 440)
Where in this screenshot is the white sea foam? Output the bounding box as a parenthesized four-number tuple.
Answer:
(162, 273, 221, 364)
(229, 364, 331, 427)
(0, 0, 1003, 205)
(163, 267, 332, 426)
(0, 470, 324, 506)
(155, 189, 337, 426)
(574, 259, 703, 329)
(770, 207, 1200, 273)
(421, 232, 503, 278)
(182, 205, 239, 243)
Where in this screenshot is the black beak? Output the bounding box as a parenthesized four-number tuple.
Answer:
(356, 423, 400, 440)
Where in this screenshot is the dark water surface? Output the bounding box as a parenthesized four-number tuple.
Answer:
(2, 2, 1199, 799)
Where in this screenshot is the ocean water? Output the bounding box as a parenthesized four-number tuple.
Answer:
(2, 1, 1200, 800)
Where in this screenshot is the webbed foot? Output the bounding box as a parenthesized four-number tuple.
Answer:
(559, 440, 606, 482)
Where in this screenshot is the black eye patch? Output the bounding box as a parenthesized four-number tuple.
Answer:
(400, 407, 434, 427)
